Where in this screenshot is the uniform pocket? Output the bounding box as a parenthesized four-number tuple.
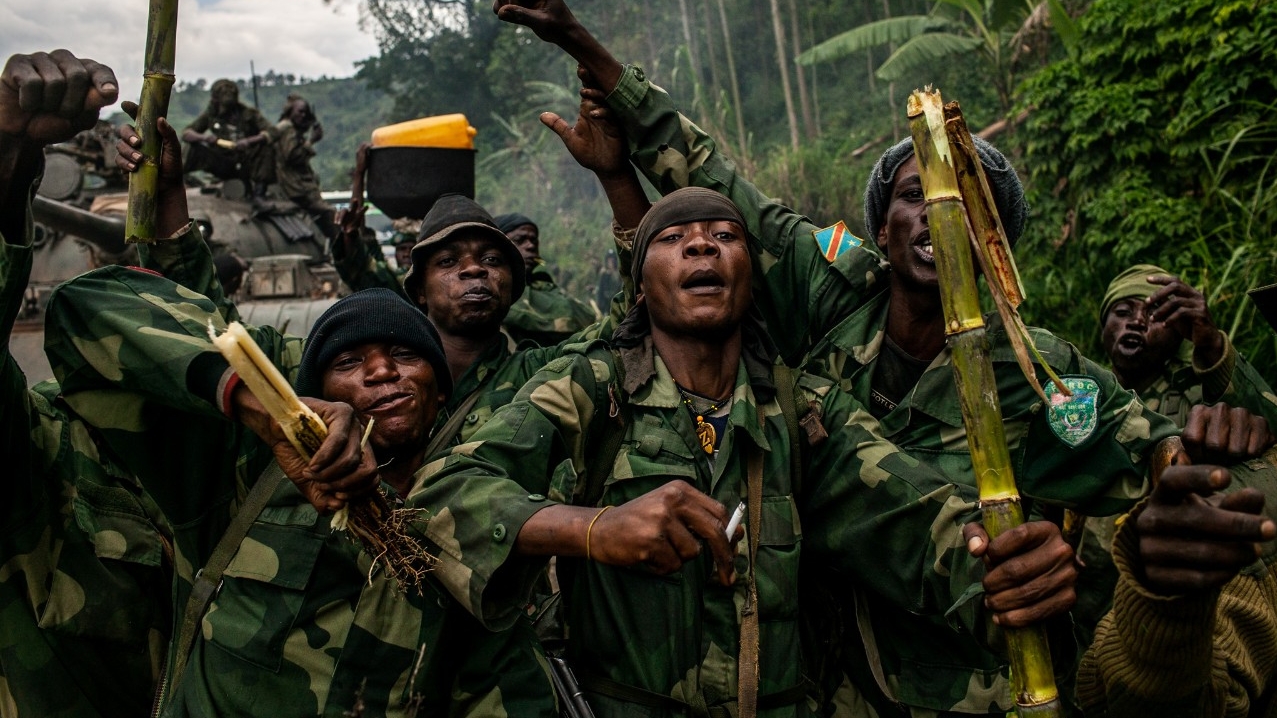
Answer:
(755, 494, 802, 622)
(203, 515, 325, 671)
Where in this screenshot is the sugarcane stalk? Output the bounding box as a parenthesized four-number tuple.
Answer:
(942, 103, 1068, 404)
(907, 88, 1061, 718)
(209, 321, 435, 593)
(126, 0, 179, 244)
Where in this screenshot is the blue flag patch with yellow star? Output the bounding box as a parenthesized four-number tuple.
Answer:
(812, 221, 862, 263)
(1045, 376, 1101, 448)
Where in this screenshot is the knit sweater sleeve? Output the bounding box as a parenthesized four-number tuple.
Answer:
(1076, 508, 1277, 718)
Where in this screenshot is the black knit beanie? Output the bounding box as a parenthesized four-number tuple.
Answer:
(494, 212, 536, 235)
(863, 136, 1028, 247)
(295, 288, 452, 400)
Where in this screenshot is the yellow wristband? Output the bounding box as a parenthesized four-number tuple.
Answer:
(585, 506, 613, 561)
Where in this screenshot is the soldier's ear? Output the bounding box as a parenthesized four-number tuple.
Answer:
(876, 225, 888, 256)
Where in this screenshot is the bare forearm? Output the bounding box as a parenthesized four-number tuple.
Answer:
(513, 503, 595, 558)
(597, 168, 649, 230)
(556, 22, 624, 93)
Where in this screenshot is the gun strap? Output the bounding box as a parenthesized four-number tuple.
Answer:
(738, 427, 765, 718)
(167, 460, 287, 702)
(423, 385, 485, 461)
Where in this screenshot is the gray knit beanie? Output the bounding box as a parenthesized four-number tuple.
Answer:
(863, 136, 1028, 247)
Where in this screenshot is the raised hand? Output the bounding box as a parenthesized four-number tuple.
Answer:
(0, 50, 117, 147)
(540, 92, 627, 179)
(1135, 463, 1275, 594)
(115, 106, 188, 237)
(492, 0, 581, 45)
(1146, 274, 1225, 367)
(963, 520, 1078, 627)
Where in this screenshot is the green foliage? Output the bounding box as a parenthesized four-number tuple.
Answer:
(1015, 0, 1277, 373)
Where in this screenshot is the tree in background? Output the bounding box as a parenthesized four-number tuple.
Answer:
(1015, 0, 1277, 373)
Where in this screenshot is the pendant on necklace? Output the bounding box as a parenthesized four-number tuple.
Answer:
(695, 417, 716, 454)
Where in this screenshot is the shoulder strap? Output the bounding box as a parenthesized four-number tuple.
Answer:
(772, 364, 804, 495)
(579, 347, 630, 508)
(423, 387, 485, 462)
(167, 460, 288, 701)
(739, 431, 765, 718)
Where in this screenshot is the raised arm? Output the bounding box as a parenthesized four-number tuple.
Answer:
(494, 0, 887, 364)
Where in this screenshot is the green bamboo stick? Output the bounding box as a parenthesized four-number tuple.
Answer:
(126, 0, 179, 244)
(907, 88, 1061, 718)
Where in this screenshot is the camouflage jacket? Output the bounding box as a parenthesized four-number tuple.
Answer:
(604, 65, 1176, 715)
(332, 222, 628, 446)
(804, 290, 1177, 715)
(605, 64, 890, 368)
(43, 266, 559, 718)
(0, 184, 172, 718)
(410, 338, 1011, 718)
(273, 118, 321, 200)
(503, 263, 597, 347)
(1077, 454, 1277, 718)
(1130, 335, 1277, 430)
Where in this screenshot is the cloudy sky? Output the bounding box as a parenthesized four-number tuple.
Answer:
(0, 0, 380, 110)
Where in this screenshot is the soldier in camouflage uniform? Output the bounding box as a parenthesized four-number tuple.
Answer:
(494, 212, 598, 346)
(493, 2, 1181, 714)
(410, 186, 1088, 718)
(44, 95, 563, 718)
(181, 79, 272, 193)
(330, 97, 652, 450)
(1100, 263, 1277, 430)
(274, 97, 337, 239)
(0, 50, 172, 718)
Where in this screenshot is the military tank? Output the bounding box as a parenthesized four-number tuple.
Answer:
(11, 130, 341, 387)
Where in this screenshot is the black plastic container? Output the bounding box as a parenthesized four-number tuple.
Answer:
(365, 146, 477, 219)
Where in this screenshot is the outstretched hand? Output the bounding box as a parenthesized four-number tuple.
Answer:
(963, 520, 1078, 627)
(0, 50, 117, 147)
(492, 0, 581, 45)
(1135, 463, 1275, 595)
(1183, 402, 1275, 463)
(540, 91, 628, 179)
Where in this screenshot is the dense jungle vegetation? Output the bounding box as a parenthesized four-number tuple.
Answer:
(167, 0, 1277, 375)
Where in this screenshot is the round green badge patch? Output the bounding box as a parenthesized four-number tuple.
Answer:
(1044, 376, 1100, 447)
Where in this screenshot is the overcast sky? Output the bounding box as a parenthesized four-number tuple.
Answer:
(0, 0, 380, 110)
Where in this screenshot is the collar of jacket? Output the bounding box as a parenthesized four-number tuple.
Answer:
(616, 335, 772, 451)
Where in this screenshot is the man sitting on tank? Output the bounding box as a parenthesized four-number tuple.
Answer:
(181, 79, 272, 196)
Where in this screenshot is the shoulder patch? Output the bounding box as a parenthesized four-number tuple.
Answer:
(812, 221, 863, 263)
(1044, 376, 1101, 448)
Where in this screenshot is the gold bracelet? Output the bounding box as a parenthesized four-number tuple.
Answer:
(585, 506, 613, 561)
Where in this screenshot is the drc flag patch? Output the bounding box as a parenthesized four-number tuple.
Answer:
(813, 221, 862, 262)
(1045, 376, 1100, 448)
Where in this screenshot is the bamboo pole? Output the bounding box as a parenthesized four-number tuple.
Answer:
(126, 0, 179, 244)
(907, 88, 1061, 718)
(210, 321, 435, 593)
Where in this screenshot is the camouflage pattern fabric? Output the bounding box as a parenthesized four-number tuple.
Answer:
(273, 117, 321, 200)
(184, 103, 273, 184)
(411, 338, 996, 717)
(605, 65, 891, 369)
(803, 291, 1176, 716)
(413, 332, 1169, 710)
(1130, 335, 1277, 429)
(332, 227, 408, 296)
(603, 65, 1174, 716)
(332, 221, 630, 446)
(0, 185, 172, 718)
(503, 262, 597, 347)
(42, 267, 559, 718)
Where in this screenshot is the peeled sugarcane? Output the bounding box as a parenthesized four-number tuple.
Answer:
(209, 321, 435, 592)
(906, 88, 1061, 717)
(126, 0, 179, 243)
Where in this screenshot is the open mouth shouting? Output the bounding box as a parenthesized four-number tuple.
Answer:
(681, 267, 727, 295)
(913, 231, 935, 264)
